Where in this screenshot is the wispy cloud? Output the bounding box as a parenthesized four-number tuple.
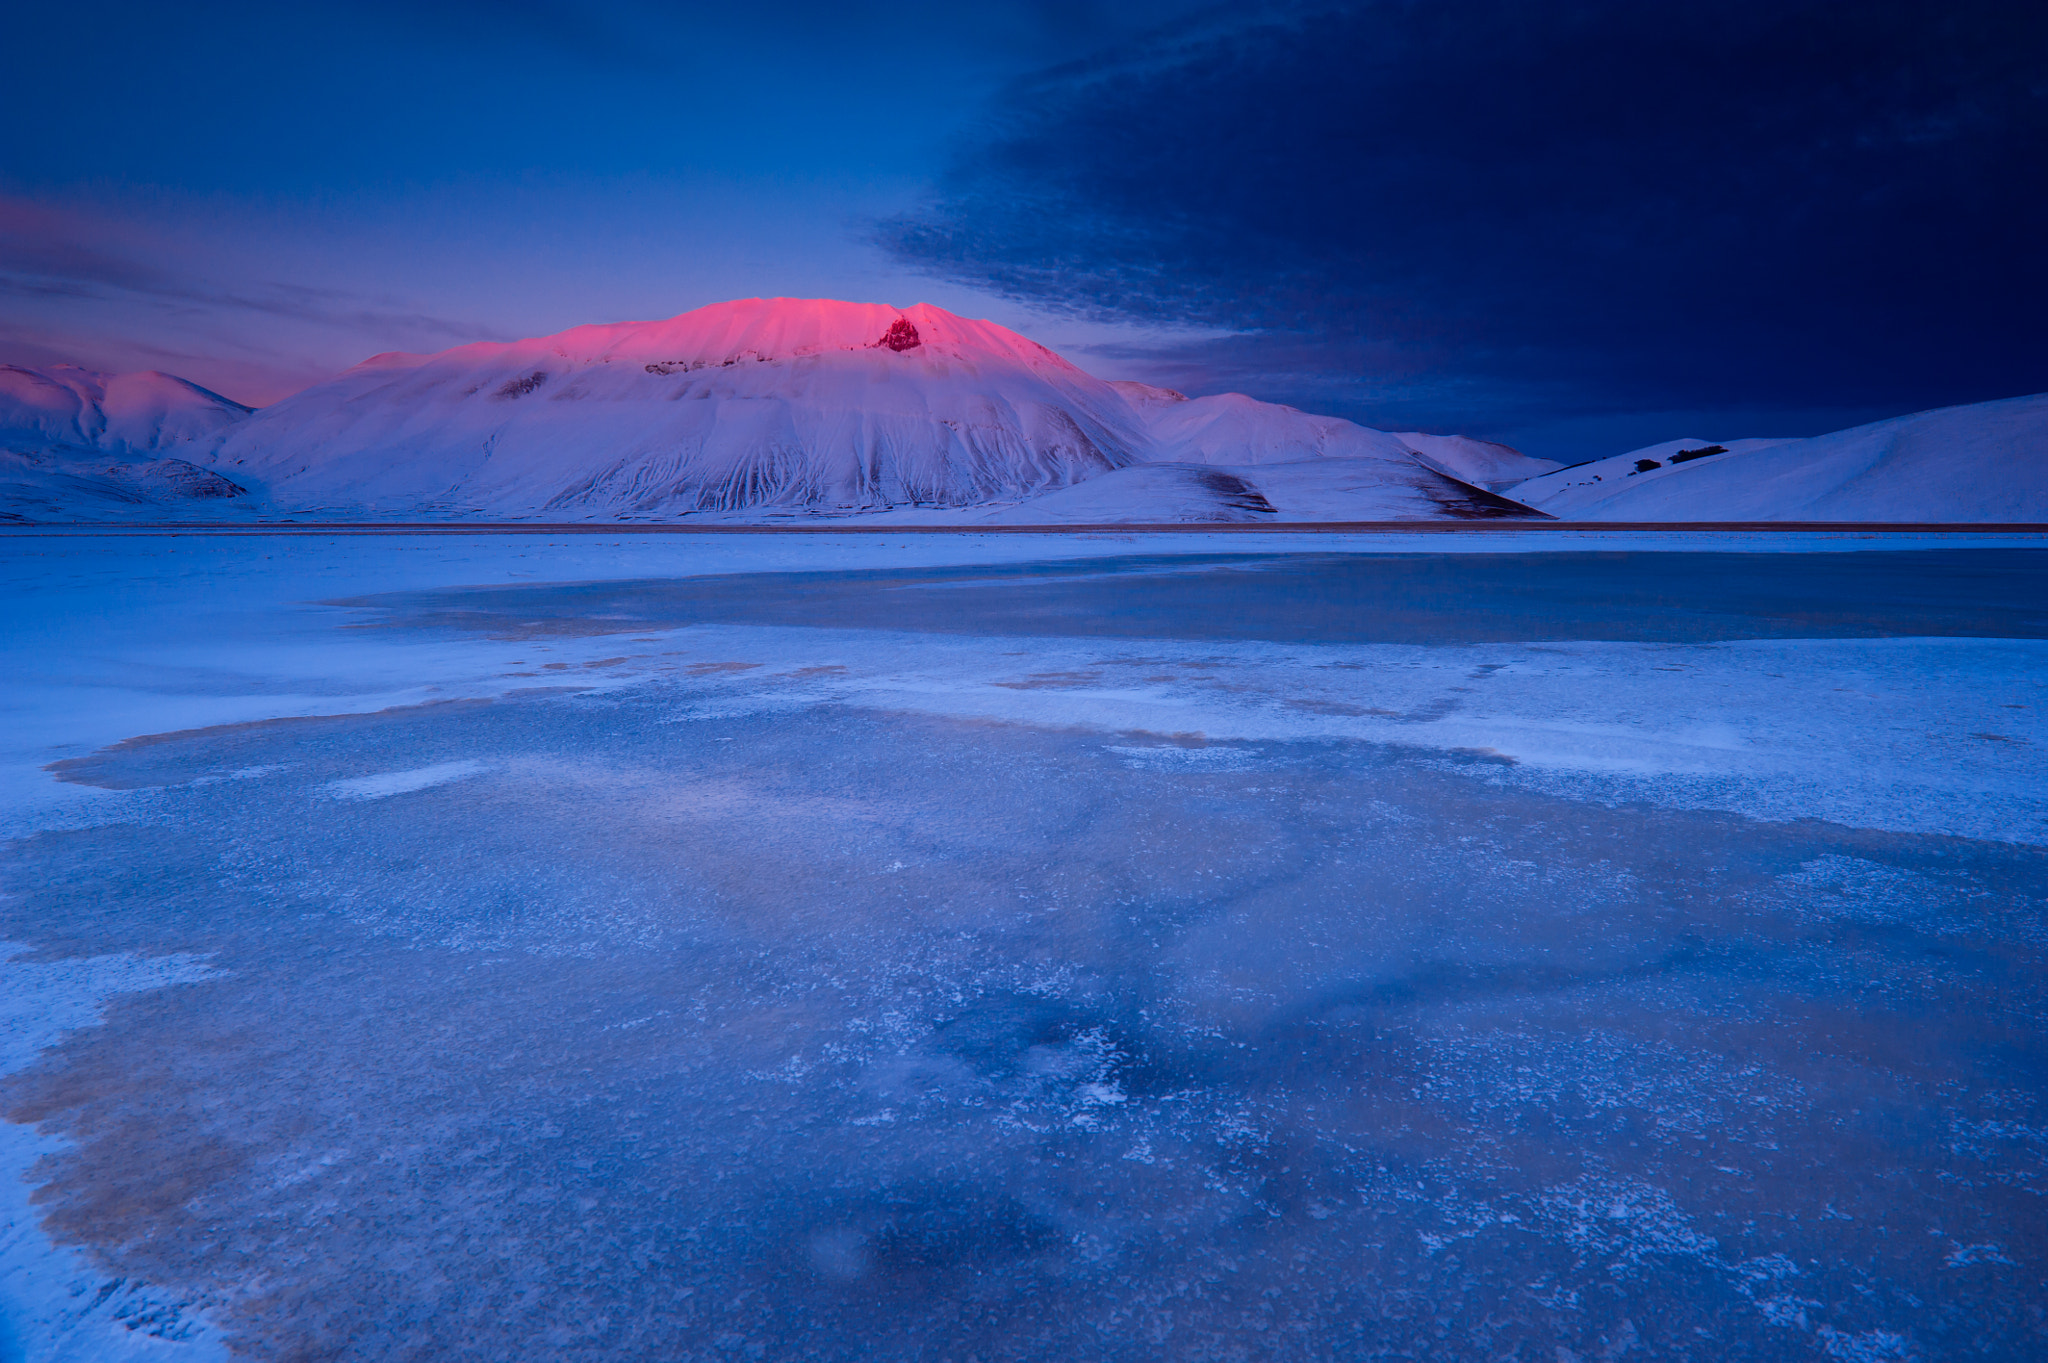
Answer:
(0, 194, 504, 398)
(0, 198, 495, 342)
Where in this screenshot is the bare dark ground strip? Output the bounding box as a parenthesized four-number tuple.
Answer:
(4, 521, 2047, 536)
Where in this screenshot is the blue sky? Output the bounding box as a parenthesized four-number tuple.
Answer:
(4, 1, 2042, 459)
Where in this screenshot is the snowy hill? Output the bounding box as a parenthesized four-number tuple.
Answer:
(207, 299, 1540, 521)
(1510, 394, 2048, 522)
(1, 364, 251, 455)
(1103, 382, 1561, 491)
(0, 365, 252, 519)
(1392, 433, 1564, 491)
(1109, 381, 1415, 466)
(1509, 438, 1799, 518)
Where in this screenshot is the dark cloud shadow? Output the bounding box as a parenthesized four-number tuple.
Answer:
(883, 0, 2048, 450)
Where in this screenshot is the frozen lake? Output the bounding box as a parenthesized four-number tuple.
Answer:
(3, 530, 2045, 1361)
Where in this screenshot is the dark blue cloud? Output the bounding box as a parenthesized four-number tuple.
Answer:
(886, 1, 2048, 450)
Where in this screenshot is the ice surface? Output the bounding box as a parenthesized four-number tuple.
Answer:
(0, 946, 228, 1363)
(2, 528, 2046, 1361)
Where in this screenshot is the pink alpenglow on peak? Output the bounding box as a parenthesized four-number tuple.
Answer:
(209, 297, 1538, 521)
(350, 299, 1074, 379)
(215, 299, 1147, 516)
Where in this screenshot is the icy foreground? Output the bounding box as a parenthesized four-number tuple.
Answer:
(2, 529, 2046, 1362)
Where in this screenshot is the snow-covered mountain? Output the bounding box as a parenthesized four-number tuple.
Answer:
(1104, 381, 1562, 492)
(216, 300, 1141, 516)
(1, 364, 252, 454)
(1390, 433, 1564, 492)
(206, 299, 1539, 522)
(1510, 394, 2048, 521)
(26, 301, 2038, 525)
(0, 365, 252, 519)
(1508, 438, 1798, 518)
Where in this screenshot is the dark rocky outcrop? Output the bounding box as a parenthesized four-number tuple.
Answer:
(875, 318, 922, 352)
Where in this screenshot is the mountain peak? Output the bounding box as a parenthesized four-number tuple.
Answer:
(405, 297, 1077, 378)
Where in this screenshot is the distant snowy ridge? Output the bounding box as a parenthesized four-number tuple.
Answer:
(202, 298, 1546, 522)
(0, 364, 251, 454)
(13, 300, 2040, 524)
(1103, 381, 1560, 491)
(0, 365, 251, 520)
(1510, 394, 2048, 521)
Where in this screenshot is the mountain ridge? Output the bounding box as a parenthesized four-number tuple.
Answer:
(1506, 394, 2048, 522)
(200, 298, 1546, 522)
(12, 298, 2039, 524)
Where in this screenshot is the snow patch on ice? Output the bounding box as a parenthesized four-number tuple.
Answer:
(1528, 1174, 1721, 1277)
(321, 759, 488, 800)
(1816, 1326, 1916, 1362)
(1104, 744, 1261, 771)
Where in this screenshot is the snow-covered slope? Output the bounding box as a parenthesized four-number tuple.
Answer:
(0, 365, 252, 519)
(1510, 438, 1797, 518)
(973, 456, 1541, 524)
(978, 464, 1281, 524)
(1, 365, 251, 455)
(1392, 433, 1563, 491)
(1109, 381, 1411, 465)
(1511, 395, 2048, 522)
(208, 300, 1542, 521)
(1103, 382, 1560, 489)
(12, 317, 2043, 525)
(216, 300, 1155, 517)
